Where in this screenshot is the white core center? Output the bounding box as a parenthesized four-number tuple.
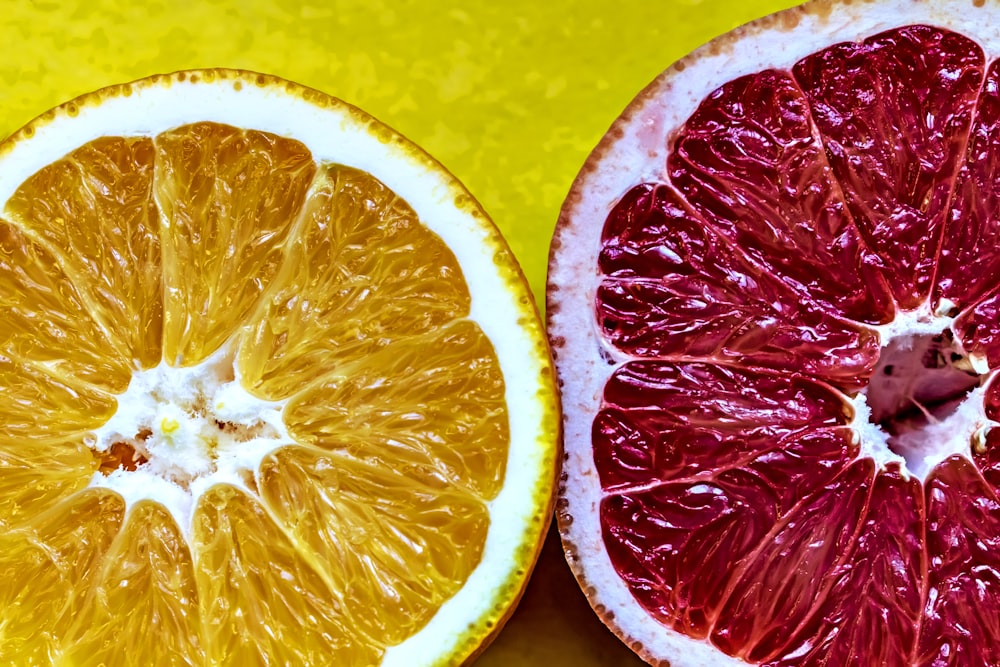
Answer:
(855, 307, 999, 481)
(86, 345, 293, 535)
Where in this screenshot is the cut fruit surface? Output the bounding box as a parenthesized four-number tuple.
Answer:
(547, 1, 1000, 665)
(0, 70, 558, 666)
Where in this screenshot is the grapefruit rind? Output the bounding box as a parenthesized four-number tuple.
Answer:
(548, 0, 1000, 664)
(0, 69, 560, 666)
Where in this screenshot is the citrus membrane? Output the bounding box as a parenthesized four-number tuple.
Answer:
(548, 0, 1000, 665)
(0, 69, 558, 666)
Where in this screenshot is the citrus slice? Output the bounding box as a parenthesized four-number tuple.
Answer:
(0, 69, 559, 666)
(547, 1, 1000, 665)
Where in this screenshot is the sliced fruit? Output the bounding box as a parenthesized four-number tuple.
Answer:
(0, 69, 558, 666)
(547, 1, 1000, 665)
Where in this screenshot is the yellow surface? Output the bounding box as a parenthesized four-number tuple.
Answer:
(0, 0, 799, 664)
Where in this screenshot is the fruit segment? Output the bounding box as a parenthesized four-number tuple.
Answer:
(0, 353, 115, 440)
(285, 320, 508, 499)
(0, 219, 131, 392)
(668, 69, 893, 325)
(595, 361, 850, 490)
(155, 122, 316, 367)
(768, 467, 924, 667)
(0, 490, 125, 664)
(60, 501, 204, 667)
(0, 437, 94, 530)
(5, 136, 164, 370)
(600, 361, 849, 429)
(793, 26, 984, 310)
(953, 290, 1000, 370)
(936, 60, 1000, 310)
(598, 183, 880, 389)
(239, 164, 470, 400)
(193, 484, 380, 667)
(598, 361, 856, 638)
(918, 458, 1000, 667)
(602, 426, 857, 639)
(709, 459, 874, 662)
(259, 446, 489, 646)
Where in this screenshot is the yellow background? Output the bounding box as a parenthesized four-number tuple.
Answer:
(0, 0, 798, 663)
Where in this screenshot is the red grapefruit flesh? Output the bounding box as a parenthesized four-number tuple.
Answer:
(548, 1, 1000, 665)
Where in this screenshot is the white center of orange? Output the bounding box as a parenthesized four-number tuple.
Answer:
(86, 344, 292, 534)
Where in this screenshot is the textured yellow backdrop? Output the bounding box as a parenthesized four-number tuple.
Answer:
(0, 0, 798, 663)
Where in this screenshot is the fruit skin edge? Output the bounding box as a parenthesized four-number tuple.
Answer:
(0, 68, 563, 667)
(547, 0, 1000, 664)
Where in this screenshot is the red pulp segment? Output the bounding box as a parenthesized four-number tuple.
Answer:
(594, 24, 1000, 665)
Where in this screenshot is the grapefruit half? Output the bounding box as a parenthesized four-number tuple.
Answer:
(548, 1, 1000, 665)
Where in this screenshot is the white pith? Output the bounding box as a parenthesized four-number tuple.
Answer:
(854, 305, 999, 480)
(0, 72, 556, 665)
(548, 1, 1000, 665)
(846, 305, 991, 477)
(87, 344, 292, 539)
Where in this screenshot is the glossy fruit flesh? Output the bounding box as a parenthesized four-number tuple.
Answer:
(0, 122, 505, 664)
(597, 24, 1000, 665)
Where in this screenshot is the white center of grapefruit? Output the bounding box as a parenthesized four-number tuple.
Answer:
(86, 344, 293, 534)
(854, 307, 998, 480)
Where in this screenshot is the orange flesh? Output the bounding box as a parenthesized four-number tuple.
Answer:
(154, 123, 317, 367)
(7, 136, 163, 371)
(0, 122, 505, 663)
